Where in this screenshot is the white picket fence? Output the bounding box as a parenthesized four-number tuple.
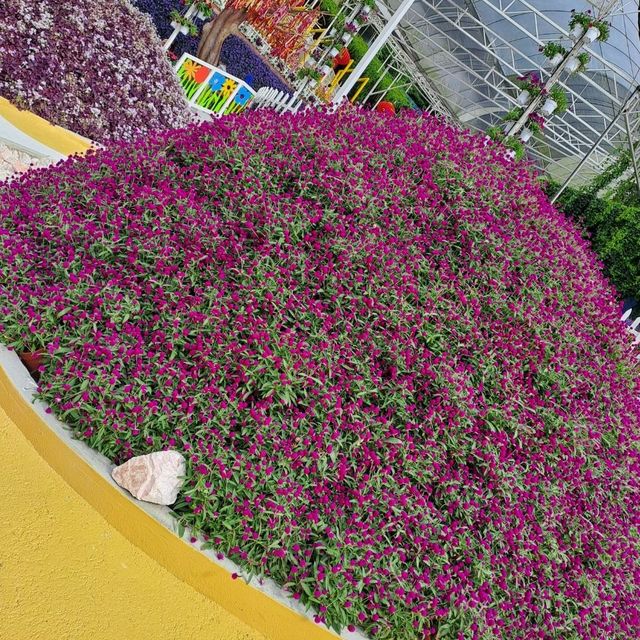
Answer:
(622, 308, 640, 359)
(249, 87, 307, 114)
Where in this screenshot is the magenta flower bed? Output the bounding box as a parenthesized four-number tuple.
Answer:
(1, 110, 639, 639)
(0, 0, 194, 142)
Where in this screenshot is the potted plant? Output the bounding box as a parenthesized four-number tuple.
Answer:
(514, 74, 543, 106)
(568, 10, 610, 42)
(519, 116, 543, 143)
(360, 0, 376, 16)
(540, 42, 567, 67)
(540, 84, 568, 116)
(565, 51, 590, 74)
(503, 106, 524, 127)
(329, 46, 340, 57)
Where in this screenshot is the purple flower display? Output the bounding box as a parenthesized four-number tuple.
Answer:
(0, 0, 195, 143)
(220, 36, 292, 95)
(130, 0, 292, 93)
(1, 109, 639, 639)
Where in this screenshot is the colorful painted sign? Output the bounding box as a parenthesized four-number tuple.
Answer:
(174, 53, 256, 117)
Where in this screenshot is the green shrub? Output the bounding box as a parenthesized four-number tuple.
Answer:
(551, 159, 640, 300)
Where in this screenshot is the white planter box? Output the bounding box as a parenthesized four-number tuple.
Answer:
(329, 27, 337, 37)
(304, 57, 317, 68)
(196, 11, 209, 20)
(548, 53, 564, 66)
(308, 78, 318, 89)
(503, 122, 514, 135)
(505, 150, 516, 161)
(520, 127, 533, 143)
(329, 47, 340, 57)
(585, 26, 600, 42)
(565, 57, 580, 73)
(361, 5, 372, 14)
(342, 33, 353, 45)
(540, 97, 558, 116)
(321, 64, 332, 75)
(570, 24, 584, 39)
(516, 90, 530, 106)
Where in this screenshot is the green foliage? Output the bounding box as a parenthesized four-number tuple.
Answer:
(345, 35, 414, 109)
(298, 67, 322, 81)
(503, 106, 524, 122)
(319, 0, 345, 29)
(550, 151, 640, 299)
(347, 34, 370, 64)
(540, 42, 567, 58)
(548, 85, 568, 113)
(576, 51, 591, 71)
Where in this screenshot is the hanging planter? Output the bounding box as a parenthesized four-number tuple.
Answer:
(304, 57, 317, 68)
(320, 64, 332, 76)
(329, 47, 340, 57)
(329, 27, 338, 37)
(519, 127, 533, 143)
(516, 89, 531, 106)
(361, 5, 372, 15)
(540, 42, 567, 68)
(568, 10, 610, 43)
(569, 24, 584, 39)
(585, 26, 600, 42)
(549, 53, 564, 66)
(540, 98, 558, 116)
(565, 56, 580, 73)
(342, 33, 353, 45)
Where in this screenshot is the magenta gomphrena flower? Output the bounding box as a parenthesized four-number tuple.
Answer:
(0, 108, 639, 639)
(0, 0, 195, 143)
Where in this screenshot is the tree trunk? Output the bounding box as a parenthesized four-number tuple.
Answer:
(198, 7, 248, 67)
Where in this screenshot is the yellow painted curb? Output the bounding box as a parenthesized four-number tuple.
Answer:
(0, 364, 338, 640)
(0, 97, 93, 156)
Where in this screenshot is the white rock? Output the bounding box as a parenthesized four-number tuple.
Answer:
(112, 450, 186, 505)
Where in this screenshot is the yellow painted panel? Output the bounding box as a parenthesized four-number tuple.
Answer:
(0, 97, 93, 156)
(0, 364, 338, 640)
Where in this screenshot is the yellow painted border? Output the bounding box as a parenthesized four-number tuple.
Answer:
(0, 97, 93, 156)
(0, 363, 338, 640)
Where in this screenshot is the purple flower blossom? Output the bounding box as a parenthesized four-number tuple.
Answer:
(0, 0, 195, 143)
(0, 109, 639, 639)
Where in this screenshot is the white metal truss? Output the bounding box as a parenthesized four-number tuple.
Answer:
(369, 0, 639, 180)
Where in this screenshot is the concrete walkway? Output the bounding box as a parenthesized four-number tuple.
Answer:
(0, 402, 266, 640)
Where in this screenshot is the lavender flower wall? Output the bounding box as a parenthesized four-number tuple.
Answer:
(1, 110, 639, 639)
(0, 0, 194, 142)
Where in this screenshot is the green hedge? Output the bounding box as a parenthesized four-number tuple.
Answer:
(548, 151, 640, 300)
(347, 35, 412, 108)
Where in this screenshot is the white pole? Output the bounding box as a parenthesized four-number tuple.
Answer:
(331, 0, 415, 104)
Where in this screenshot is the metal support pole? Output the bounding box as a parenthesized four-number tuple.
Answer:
(623, 111, 640, 196)
(331, 0, 415, 104)
(551, 86, 640, 203)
